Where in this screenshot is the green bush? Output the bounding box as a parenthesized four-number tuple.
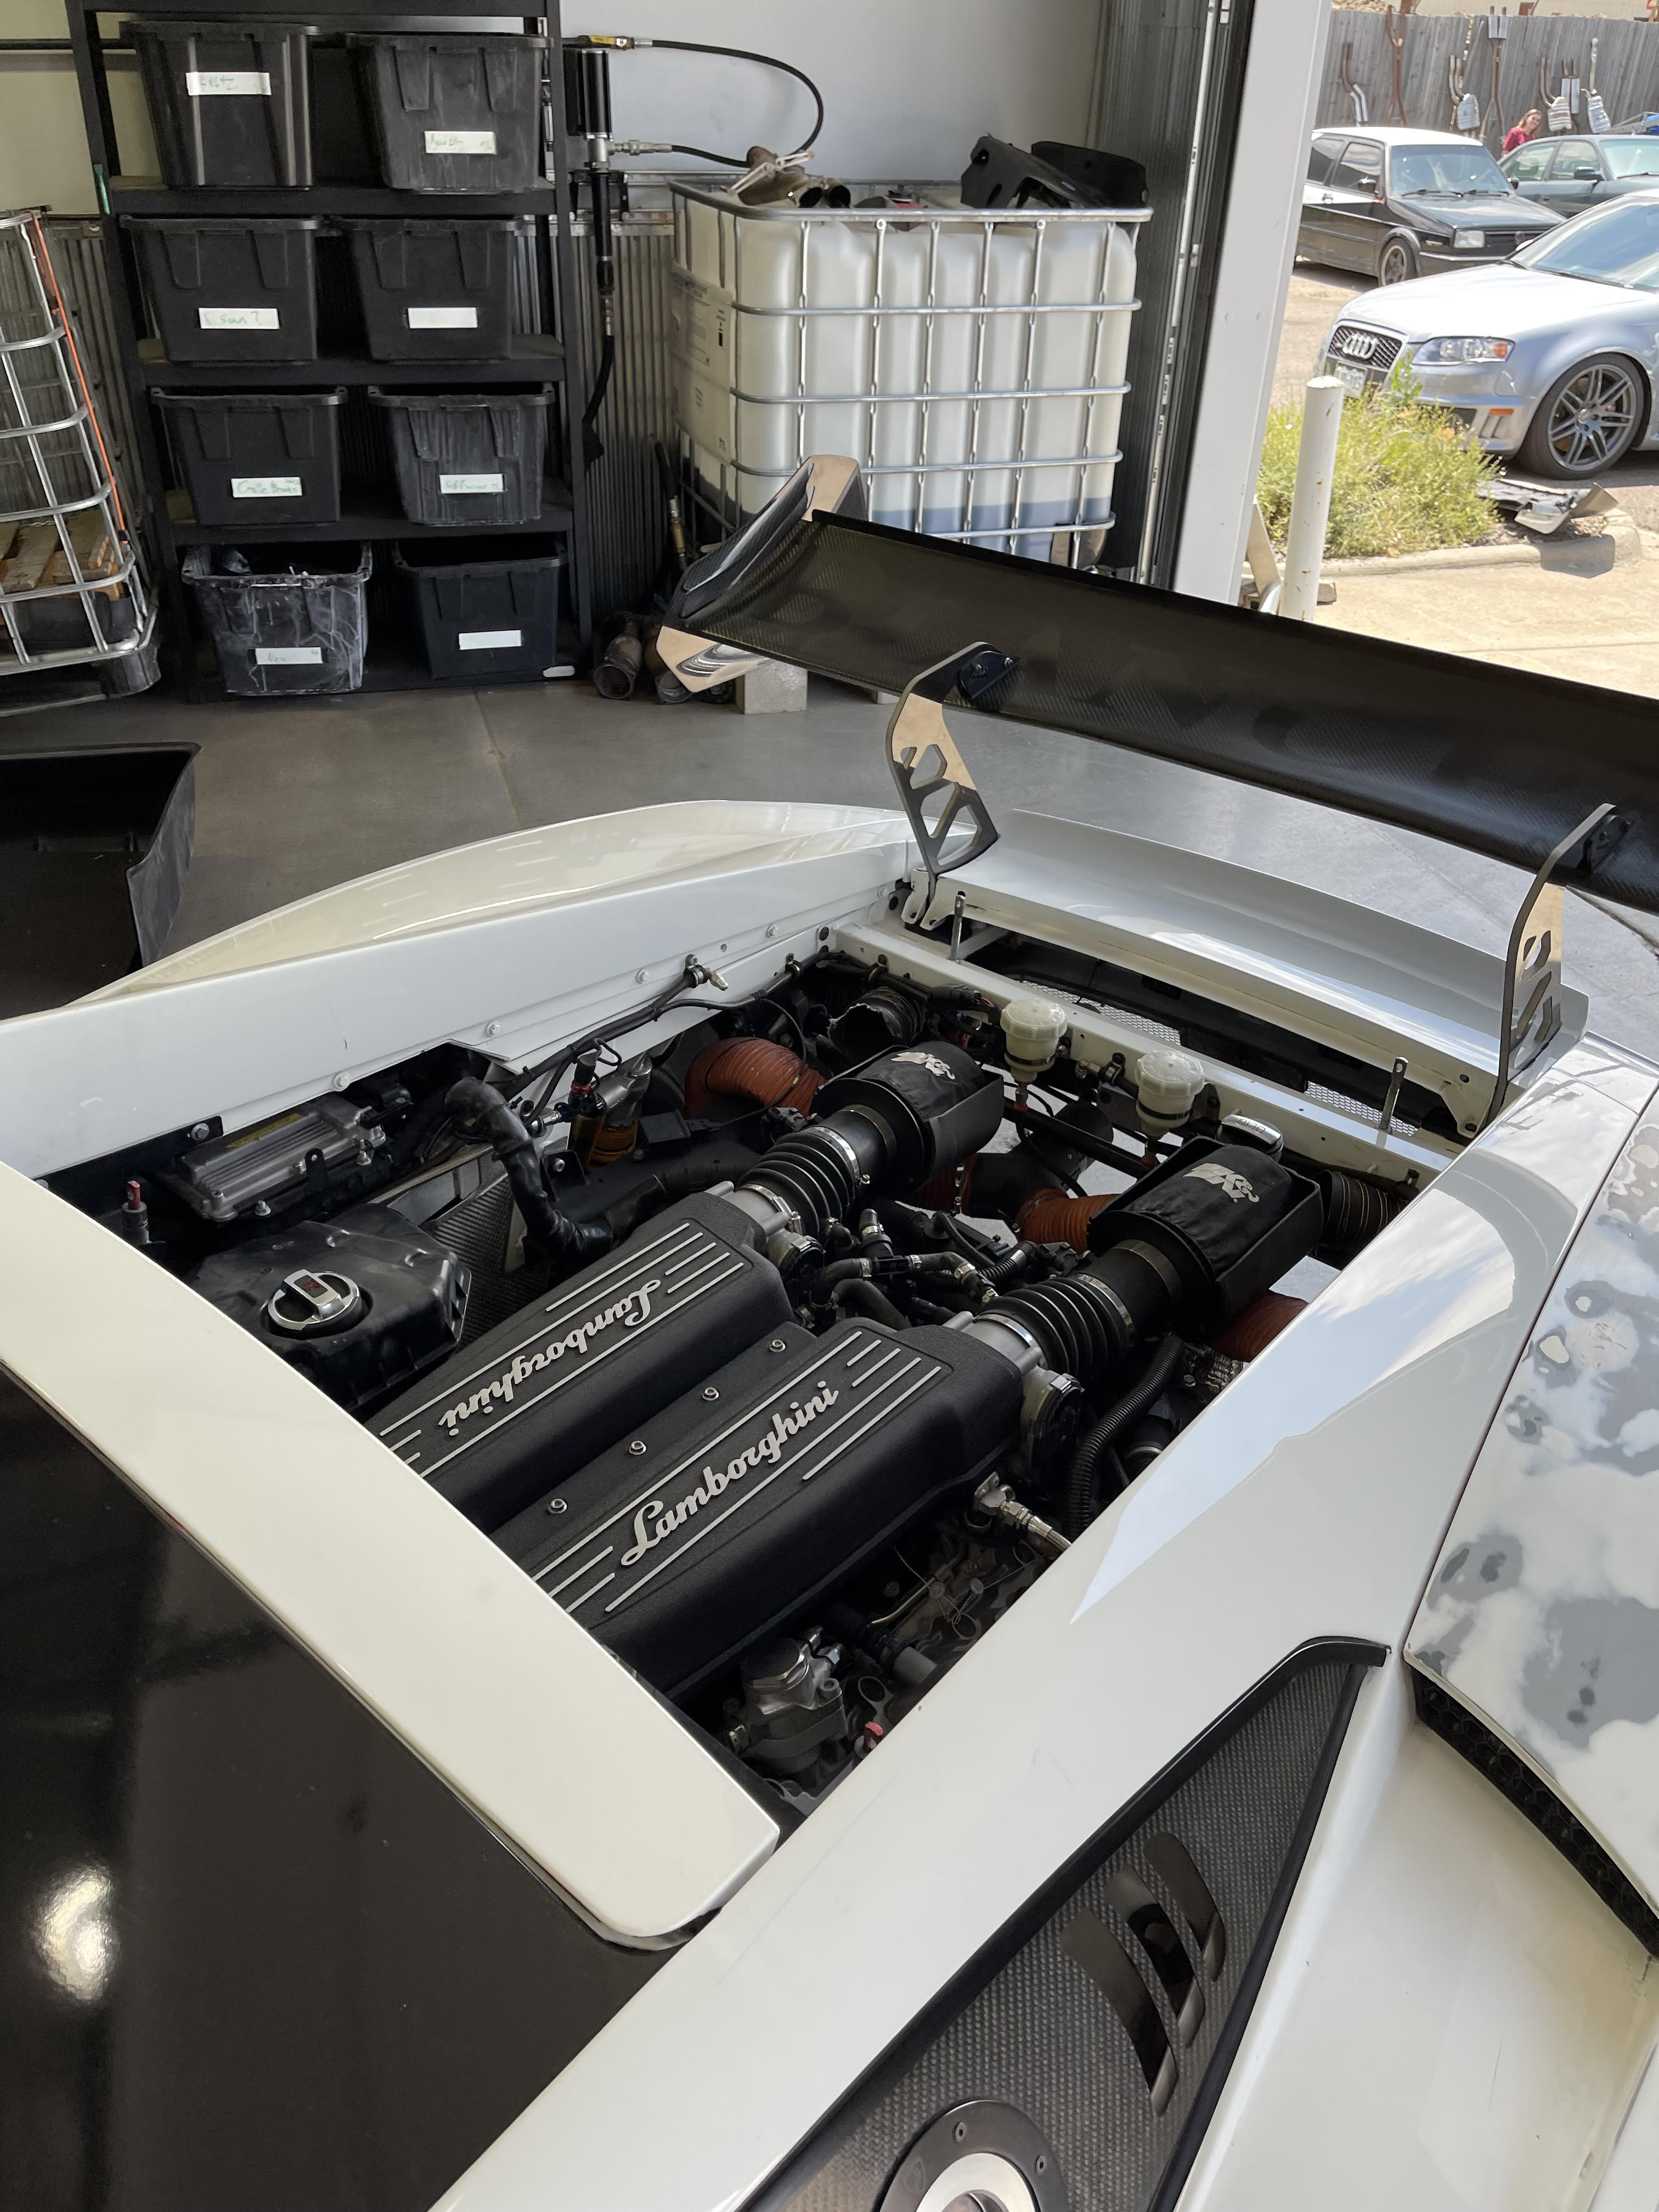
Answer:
(1257, 379, 1496, 560)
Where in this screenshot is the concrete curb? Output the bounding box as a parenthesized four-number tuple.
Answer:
(1323, 507, 1643, 579)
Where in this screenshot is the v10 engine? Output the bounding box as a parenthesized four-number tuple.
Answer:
(376, 1018, 1325, 1704)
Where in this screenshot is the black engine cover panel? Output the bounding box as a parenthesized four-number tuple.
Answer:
(375, 1194, 793, 1530)
(494, 1317, 1023, 1696)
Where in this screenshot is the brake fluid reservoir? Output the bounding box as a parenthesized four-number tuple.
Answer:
(1135, 1047, 1206, 1135)
(1001, 996, 1068, 1085)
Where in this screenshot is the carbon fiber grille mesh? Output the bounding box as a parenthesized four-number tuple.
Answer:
(758, 1659, 1355, 2212)
(689, 510, 1659, 915)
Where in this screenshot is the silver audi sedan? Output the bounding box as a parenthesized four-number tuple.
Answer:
(1321, 189, 1659, 476)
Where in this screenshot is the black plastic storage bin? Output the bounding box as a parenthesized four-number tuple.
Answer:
(129, 21, 315, 190)
(348, 35, 541, 194)
(338, 218, 531, 362)
(394, 538, 561, 680)
(369, 386, 551, 525)
(155, 389, 344, 527)
(129, 219, 320, 366)
(183, 543, 370, 696)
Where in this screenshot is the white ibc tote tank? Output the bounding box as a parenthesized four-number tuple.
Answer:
(669, 180, 1148, 562)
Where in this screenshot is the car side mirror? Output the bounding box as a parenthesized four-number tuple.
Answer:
(1572, 165, 1600, 180)
(1358, 173, 1380, 190)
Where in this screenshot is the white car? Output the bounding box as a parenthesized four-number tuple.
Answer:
(4, 461, 1659, 2211)
(1323, 189, 1659, 476)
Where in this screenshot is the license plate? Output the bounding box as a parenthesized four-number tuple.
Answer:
(1331, 362, 1368, 398)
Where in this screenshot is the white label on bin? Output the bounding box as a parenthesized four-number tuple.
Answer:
(200, 307, 280, 331)
(439, 472, 503, 495)
(425, 130, 496, 155)
(185, 70, 271, 95)
(232, 476, 303, 499)
(408, 306, 478, 329)
(255, 646, 323, 665)
(458, 629, 522, 651)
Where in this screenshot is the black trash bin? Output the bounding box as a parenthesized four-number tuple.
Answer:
(129, 219, 321, 365)
(393, 537, 561, 681)
(155, 388, 345, 527)
(183, 543, 371, 696)
(128, 21, 315, 190)
(338, 218, 531, 362)
(348, 33, 541, 193)
(369, 386, 551, 525)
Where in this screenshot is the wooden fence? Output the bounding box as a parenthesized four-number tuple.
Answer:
(1318, 12, 1659, 150)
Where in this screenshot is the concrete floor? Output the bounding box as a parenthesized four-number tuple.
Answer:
(19, 670, 1659, 1065)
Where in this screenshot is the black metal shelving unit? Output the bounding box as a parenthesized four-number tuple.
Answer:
(63, 0, 593, 698)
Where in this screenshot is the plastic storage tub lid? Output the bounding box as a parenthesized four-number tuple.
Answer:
(126, 216, 324, 234)
(367, 385, 553, 413)
(155, 388, 346, 411)
(343, 29, 541, 44)
(183, 544, 372, 584)
(392, 538, 561, 572)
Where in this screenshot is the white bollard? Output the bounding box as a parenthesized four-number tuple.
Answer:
(1278, 375, 1344, 621)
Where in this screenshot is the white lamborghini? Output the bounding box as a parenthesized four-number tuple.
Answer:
(2, 460, 1657, 2212)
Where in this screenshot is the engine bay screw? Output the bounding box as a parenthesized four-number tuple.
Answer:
(702, 1385, 720, 1401)
(769, 1338, 787, 1352)
(484, 1020, 499, 1039)
(635, 968, 647, 983)
(189, 1121, 210, 1143)
(765, 923, 776, 939)
(628, 1439, 647, 1456)
(545, 1497, 567, 1514)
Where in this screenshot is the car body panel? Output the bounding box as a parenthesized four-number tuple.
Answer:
(1300, 125, 1558, 279)
(0, 803, 914, 1181)
(1408, 1110, 1659, 1921)
(1181, 1678, 1659, 2212)
(436, 1039, 1655, 2210)
(1321, 250, 1659, 453)
(0, 1158, 781, 1946)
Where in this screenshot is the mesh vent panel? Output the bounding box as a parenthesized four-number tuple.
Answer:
(759, 1657, 1360, 2212)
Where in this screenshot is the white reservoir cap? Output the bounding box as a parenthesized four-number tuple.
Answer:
(1001, 996, 1068, 1083)
(1135, 1047, 1206, 1131)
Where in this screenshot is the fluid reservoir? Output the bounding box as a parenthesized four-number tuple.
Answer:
(1133, 1047, 1205, 1135)
(1000, 996, 1068, 1086)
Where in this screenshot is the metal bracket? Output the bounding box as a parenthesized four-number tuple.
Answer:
(887, 641, 1017, 923)
(1483, 801, 1628, 1131)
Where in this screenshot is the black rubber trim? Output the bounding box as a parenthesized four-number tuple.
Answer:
(1413, 1667, 1659, 1955)
(1145, 1655, 1374, 2211)
(743, 1635, 1385, 2211)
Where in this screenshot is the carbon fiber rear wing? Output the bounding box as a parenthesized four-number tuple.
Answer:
(660, 458, 1653, 918)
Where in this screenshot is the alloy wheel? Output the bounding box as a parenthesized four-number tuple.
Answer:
(1545, 364, 1640, 471)
(1379, 242, 1414, 285)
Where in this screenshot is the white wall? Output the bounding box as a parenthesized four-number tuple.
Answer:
(0, 0, 156, 215)
(566, 1, 1105, 180)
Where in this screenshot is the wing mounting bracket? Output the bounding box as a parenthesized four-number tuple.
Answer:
(1483, 800, 1628, 1131)
(889, 641, 1017, 926)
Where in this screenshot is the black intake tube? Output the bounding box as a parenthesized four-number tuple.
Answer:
(1061, 1331, 1184, 1537)
(444, 1079, 611, 1267)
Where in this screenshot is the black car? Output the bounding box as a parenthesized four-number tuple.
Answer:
(1297, 127, 1561, 285)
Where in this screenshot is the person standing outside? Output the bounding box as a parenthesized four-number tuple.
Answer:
(1503, 109, 1543, 154)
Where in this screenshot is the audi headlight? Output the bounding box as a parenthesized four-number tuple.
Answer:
(1414, 336, 1514, 364)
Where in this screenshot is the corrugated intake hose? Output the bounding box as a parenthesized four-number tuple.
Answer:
(1212, 1291, 1306, 1361)
(684, 1036, 822, 1116)
(444, 1079, 611, 1268)
(1017, 1188, 1113, 1249)
(1062, 1331, 1185, 1538)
